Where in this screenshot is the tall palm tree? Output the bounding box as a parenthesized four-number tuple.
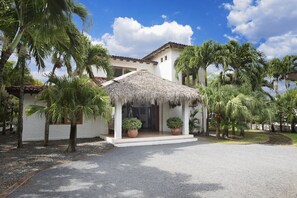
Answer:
(0, 0, 88, 94)
(175, 41, 220, 135)
(26, 76, 112, 152)
(1, 0, 88, 147)
(221, 41, 265, 88)
(75, 36, 113, 79)
(268, 55, 297, 94)
(175, 46, 199, 86)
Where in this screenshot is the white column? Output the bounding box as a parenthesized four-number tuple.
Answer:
(182, 101, 190, 135)
(114, 101, 122, 139)
(159, 103, 163, 132)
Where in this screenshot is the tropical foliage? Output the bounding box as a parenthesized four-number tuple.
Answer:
(122, 118, 142, 130)
(167, 117, 183, 129)
(26, 76, 112, 152)
(176, 39, 297, 138)
(189, 109, 201, 134)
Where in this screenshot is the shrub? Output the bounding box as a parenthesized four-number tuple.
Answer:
(167, 117, 183, 129)
(122, 118, 142, 130)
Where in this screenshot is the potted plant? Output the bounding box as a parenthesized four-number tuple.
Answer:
(167, 117, 183, 135)
(122, 117, 142, 138)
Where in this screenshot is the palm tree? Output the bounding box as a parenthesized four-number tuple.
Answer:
(0, 0, 88, 95)
(75, 36, 113, 80)
(221, 41, 265, 88)
(274, 89, 297, 133)
(26, 76, 112, 152)
(175, 41, 220, 135)
(225, 93, 256, 136)
(198, 84, 237, 138)
(268, 58, 283, 95)
(268, 55, 297, 94)
(0, 0, 88, 147)
(175, 46, 199, 86)
(41, 35, 112, 147)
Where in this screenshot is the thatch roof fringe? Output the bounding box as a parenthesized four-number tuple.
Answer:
(102, 70, 200, 104)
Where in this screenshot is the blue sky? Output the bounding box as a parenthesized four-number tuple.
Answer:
(27, 0, 297, 84)
(78, 0, 233, 46)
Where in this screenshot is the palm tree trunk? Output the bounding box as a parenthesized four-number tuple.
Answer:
(215, 117, 221, 139)
(239, 129, 245, 137)
(10, 108, 13, 132)
(231, 125, 235, 136)
(271, 124, 275, 132)
(67, 123, 77, 152)
(279, 114, 283, 132)
(274, 79, 279, 95)
(17, 61, 25, 148)
(2, 108, 6, 135)
(291, 118, 296, 133)
(44, 113, 50, 146)
(224, 127, 229, 138)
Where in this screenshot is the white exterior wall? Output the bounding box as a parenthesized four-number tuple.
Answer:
(152, 48, 183, 83)
(23, 94, 108, 141)
(153, 50, 173, 80)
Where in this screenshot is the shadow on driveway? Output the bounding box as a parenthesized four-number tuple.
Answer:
(10, 142, 223, 198)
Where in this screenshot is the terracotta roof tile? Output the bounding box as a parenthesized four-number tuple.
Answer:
(6, 85, 46, 97)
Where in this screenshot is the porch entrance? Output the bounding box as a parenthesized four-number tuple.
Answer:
(123, 103, 159, 131)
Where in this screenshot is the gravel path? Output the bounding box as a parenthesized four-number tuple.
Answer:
(9, 141, 297, 198)
(0, 133, 114, 195)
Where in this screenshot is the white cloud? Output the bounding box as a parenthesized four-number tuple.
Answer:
(161, 14, 167, 20)
(83, 32, 104, 46)
(28, 56, 70, 82)
(224, 0, 297, 59)
(223, 34, 238, 41)
(258, 32, 297, 59)
(196, 26, 201, 30)
(30, 67, 68, 83)
(100, 17, 193, 58)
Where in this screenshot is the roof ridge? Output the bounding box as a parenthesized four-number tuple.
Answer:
(142, 41, 188, 60)
(111, 55, 158, 65)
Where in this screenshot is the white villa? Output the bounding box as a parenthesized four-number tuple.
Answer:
(8, 42, 206, 147)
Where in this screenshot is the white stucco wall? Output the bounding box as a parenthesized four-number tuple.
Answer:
(152, 48, 182, 83)
(23, 94, 108, 141)
(153, 50, 173, 81)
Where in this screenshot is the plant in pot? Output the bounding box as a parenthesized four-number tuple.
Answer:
(167, 117, 183, 135)
(122, 117, 142, 138)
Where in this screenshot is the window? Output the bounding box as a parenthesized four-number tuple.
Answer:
(165, 56, 167, 61)
(50, 112, 83, 125)
(112, 67, 136, 77)
(161, 57, 163, 62)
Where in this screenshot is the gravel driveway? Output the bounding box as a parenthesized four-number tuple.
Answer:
(9, 141, 297, 198)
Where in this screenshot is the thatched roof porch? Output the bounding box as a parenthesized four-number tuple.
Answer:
(101, 70, 200, 104)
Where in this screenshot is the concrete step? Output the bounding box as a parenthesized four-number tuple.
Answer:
(100, 134, 198, 147)
(114, 137, 197, 147)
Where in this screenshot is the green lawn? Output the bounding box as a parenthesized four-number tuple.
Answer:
(206, 131, 269, 145)
(283, 133, 297, 146)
